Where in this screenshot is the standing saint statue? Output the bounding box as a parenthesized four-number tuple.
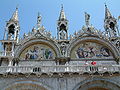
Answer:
(85, 12, 90, 27)
(37, 12, 42, 29)
(60, 30, 65, 40)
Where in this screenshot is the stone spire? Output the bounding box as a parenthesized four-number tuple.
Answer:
(10, 7, 19, 22)
(37, 12, 42, 29)
(57, 5, 68, 40)
(104, 4, 119, 38)
(105, 4, 112, 19)
(59, 4, 66, 20)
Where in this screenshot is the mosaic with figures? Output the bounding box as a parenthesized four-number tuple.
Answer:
(71, 42, 113, 59)
(20, 44, 55, 60)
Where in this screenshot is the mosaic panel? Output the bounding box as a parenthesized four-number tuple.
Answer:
(20, 44, 55, 60)
(71, 42, 113, 59)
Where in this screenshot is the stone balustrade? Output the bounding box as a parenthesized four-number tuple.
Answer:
(0, 65, 119, 74)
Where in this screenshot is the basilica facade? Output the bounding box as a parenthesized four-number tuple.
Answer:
(0, 5, 120, 90)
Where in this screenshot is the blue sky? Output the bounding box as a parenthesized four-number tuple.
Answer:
(0, 0, 120, 40)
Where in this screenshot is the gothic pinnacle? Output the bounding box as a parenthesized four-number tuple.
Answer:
(10, 7, 19, 22)
(105, 4, 112, 19)
(59, 4, 66, 20)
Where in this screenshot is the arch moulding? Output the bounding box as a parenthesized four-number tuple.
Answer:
(4, 80, 53, 90)
(72, 77, 120, 90)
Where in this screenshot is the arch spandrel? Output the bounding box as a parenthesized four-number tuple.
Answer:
(19, 43, 56, 60)
(71, 41, 114, 59)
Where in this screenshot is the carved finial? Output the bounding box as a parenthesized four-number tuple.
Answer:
(23, 33, 27, 38)
(74, 31, 78, 36)
(28, 30, 31, 36)
(40, 25, 45, 32)
(118, 16, 120, 21)
(47, 30, 51, 37)
(32, 26, 36, 33)
(70, 35, 73, 40)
